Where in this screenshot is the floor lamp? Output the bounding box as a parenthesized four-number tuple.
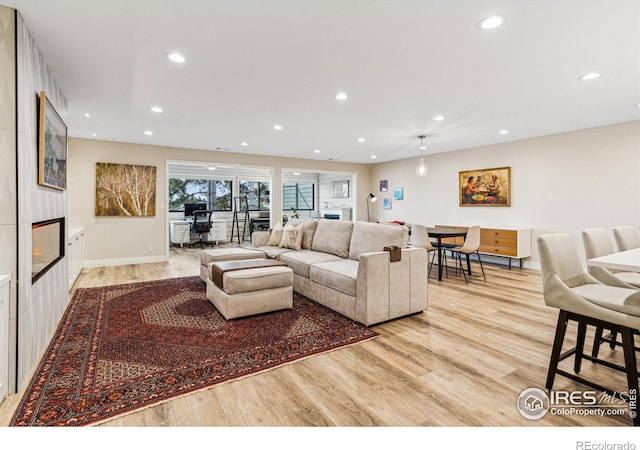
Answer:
(367, 193, 377, 222)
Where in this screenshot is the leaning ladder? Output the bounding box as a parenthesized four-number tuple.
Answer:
(231, 196, 250, 243)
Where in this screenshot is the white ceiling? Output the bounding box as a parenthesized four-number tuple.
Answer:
(5, 0, 640, 164)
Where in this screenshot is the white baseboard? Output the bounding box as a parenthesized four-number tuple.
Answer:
(83, 254, 169, 268)
(466, 253, 541, 271)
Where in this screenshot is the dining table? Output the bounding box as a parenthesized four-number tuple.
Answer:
(587, 247, 640, 272)
(427, 227, 468, 281)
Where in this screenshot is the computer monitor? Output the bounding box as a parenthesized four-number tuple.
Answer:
(184, 203, 206, 218)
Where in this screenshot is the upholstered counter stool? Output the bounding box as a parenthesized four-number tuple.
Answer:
(205, 259, 293, 320)
(538, 233, 640, 426)
(199, 247, 267, 282)
(582, 228, 640, 358)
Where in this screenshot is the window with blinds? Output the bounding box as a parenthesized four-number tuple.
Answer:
(283, 182, 314, 211)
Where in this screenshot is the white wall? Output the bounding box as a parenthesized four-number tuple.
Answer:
(370, 121, 640, 268)
(0, 5, 16, 394)
(68, 138, 370, 266)
(15, 13, 69, 390)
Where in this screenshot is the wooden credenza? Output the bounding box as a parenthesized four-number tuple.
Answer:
(435, 225, 531, 268)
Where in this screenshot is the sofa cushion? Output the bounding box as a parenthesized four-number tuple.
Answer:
(311, 219, 354, 258)
(309, 259, 359, 296)
(301, 219, 319, 250)
(279, 223, 304, 250)
(266, 223, 284, 246)
(278, 250, 343, 278)
(348, 221, 408, 260)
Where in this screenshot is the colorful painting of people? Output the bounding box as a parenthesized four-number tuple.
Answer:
(460, 167, 510, 205)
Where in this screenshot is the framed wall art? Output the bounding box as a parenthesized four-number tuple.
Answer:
(38, 91, 67, 190)
(95, 162, 157, 216)
(459, 166, 511, 207)
(383, 198, 392, 210)
(394, 188, 404, 200)
(330, 180, 349, 198)
(379, 180, 388, 191)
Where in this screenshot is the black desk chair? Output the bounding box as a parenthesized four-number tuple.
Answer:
(190, 210, 213, 248)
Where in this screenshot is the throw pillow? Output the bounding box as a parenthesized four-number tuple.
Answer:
(279, 223, 304, 250)
(301, 219, 319, 249)
(266, 222, 284, 246)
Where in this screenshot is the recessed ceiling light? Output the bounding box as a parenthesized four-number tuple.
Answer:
(370, 155, 377, 159)
(166, 52, 186, 63)
(92, 133, 97, 137)
(273, 124, 283, 131)
(579, 72, 602, 81)
(240, 141, 249, 146)
(432, 115, 446, 121)
(335, 92, 348, 101)
(498, 129, 509, 135)
(357, 137, 365, 142)
(293, 172, 301, 176)
(207, 166, 216, 171)
(144, 130, 154, 136)
(477, 15, 504, 30)
(150, 106, 163, 113)
(84, 113, 90, 118)
(313, 149, 320, 153)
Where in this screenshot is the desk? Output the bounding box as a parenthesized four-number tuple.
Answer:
(587, 248, 640, 272)
(428, 227, 468, 281)
(169, 221, 192, 247)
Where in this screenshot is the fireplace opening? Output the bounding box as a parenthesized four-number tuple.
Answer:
(32, 217, 65, 284)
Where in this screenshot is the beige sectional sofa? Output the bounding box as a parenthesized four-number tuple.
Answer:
(247, 219, 428, 326)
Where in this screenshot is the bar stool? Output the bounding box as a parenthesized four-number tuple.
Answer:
(581, 228, 640, 358)
(537, 233, 640, 426)
(613, 226, 640, 251)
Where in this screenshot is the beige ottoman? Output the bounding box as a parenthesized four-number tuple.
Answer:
(199, 247, 266, 282)
(206, 260, 293, 320)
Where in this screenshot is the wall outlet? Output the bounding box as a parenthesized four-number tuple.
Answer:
(147, 245, 153, 253)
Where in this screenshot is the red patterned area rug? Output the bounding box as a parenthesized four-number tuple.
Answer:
(10, 276, 378, 426)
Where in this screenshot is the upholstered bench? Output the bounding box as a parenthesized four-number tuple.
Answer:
(205, 258, 293, 320)
(199, 247, 267, 282)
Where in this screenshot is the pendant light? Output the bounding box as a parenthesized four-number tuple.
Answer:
(416, 135, 427, 176)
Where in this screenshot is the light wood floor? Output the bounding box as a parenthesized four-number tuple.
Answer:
(1, 245, 638, 428)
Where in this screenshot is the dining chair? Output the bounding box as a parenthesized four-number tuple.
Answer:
(581, 228, 640, 358)
(451, 225, 486, 283)
(612, 225, 640, 251)
(410, 224, 438, 277)
(537, 233, 640, 426)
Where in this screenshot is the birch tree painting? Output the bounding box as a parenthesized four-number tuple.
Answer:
(95, 162, 157, 216)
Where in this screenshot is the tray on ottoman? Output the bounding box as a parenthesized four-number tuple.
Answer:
(199, 247, 267, 282)
(211, 258, 286, 289)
